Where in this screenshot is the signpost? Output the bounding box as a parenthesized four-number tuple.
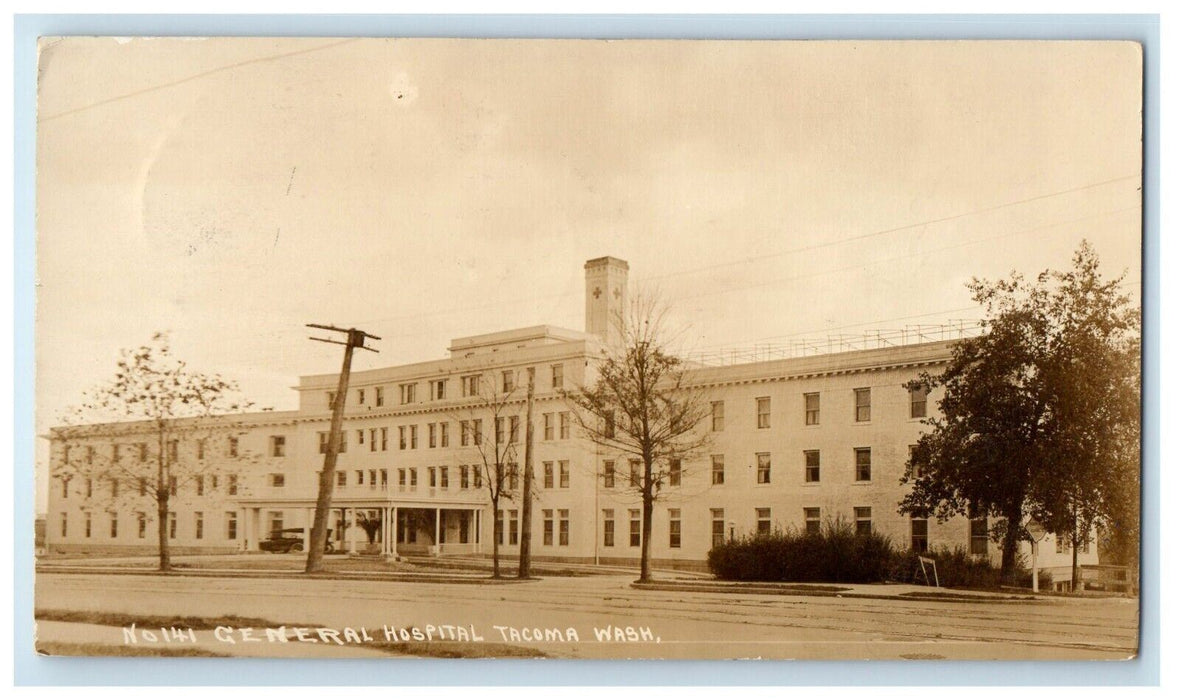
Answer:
(1026, 519, 1048, 593)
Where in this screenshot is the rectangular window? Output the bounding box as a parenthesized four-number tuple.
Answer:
(410, 468, 418, 489)
(603, 461, 615, 488)
(460, 420, 470, 446)
(440, 467, 449, 489)
(544, 462, 554, 489)
(271, 435, 286, 457)
(168, 475, 177, 496)
(60, 513, 67, 537)
(463, 375, 480, 397)
(757, 452, 771, 484)
(197, 439, 206, 460)
(559, 461, 570, 488)
(337, 471, 347, 487)
(509, 416, 520, 443)
(327, 391, 336, 408)
(431, 379, 446, 400)
(110, 478, 119, 498)
(270, 473, 285, 488)
(356, 470, 364, 486)
(544, 413, 554, 440)
(228, 437, 239, 458)
(319, 432, 329, 454)
(399, 425, 408, 450)
(409, 425, 418, 449)
(855, 507, 872, 536)
(911, 518, 929, 552)
(855, 448, 872, 482)
(543, 509, 554, 546)
(439, 422, 448, 447)
(196, 476, 204, 496)
(603, 510, 615, 547)
(369, 469, 377, 487)
(228, 474, 238, 495)
(429, 467, 437, 488)
(629, 460, 641, 488)
(757, 397, 771, 429)
(194, 512, 204, 540)
(109, 513, 118, 539)
(380, 469, 388, 487)
(85, 477, 92, 498)
(711, 454, 725, 485)
(502, 370, 515, 393)
(429, 423, 437, 448)
(375, 386, 384, 407)
(854, 388, 871, 422)
(668, 459, 681, 487)
(551, 363, 564, 389)
(509, 509, 519, 546)
(166, 440, 177, 462)
(112, 444, 121, 462)
(805, 450, 820, 482)
(137, 513, 146, 539)
(472, 467, 481, 489)
(357, 429, 365, 446)
(558, 509, 569, 546)
(496, 510, 504, 546)
(629, 509, 641, 547)
(604, 411, 615, 439)
(559, 412, 571, 439)
(357, 388, 365, 405)
(169, 512, 178, 539)
(711, 509, 725, 547)
(970, 509, 989, 555)
(400, 383, 416, 404)
(756, 507, 771, 536)
(61, 477, 69, 500)
(804, 507, 821, 535)
(910, 385, 929, 419)
(460, 466, 469, 489)
(84, 513, 91, 538)
(226, 512, 238, 540)
(508, 463, 519, 491)
(712, 401, 725, 431)
(669, 508, 682, 548)
(398, 468, 406, 488)
(907, 444, 921, 480)
(472, 419, 483, 446)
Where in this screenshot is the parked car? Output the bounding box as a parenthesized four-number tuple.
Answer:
(260, 528, 334, 554)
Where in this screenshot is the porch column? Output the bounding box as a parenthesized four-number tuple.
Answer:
(392, 506, 398, 556)
(347, 507, 357, 554)
(475, 509, 481, 553)
(238, 507, 248, 551)
(434, 508, 441, 555)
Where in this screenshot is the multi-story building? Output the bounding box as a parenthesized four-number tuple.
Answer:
(44, 256, 1094, 582)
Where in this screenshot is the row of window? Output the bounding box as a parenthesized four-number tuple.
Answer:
(313, 413, 574, 456)
(602, 448, 900, 489)
(61, 437, 243, 465)
(60, 510, 238, 541)
(709, 386, 929, 431)
(60, 474, 239, 500)
(330, 364, 569, 409)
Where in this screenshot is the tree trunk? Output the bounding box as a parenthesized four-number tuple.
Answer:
(157, 454, 170, 572)
(1000, 505, 1023, 585)
(491, 495, 501, 579)
(638, 462, 654, 583)
(518, 374, 535, 579)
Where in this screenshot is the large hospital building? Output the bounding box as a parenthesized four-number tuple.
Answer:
(44, 257, 1092, 578)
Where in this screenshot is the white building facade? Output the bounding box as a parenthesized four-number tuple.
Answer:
(44, 257, 1095, 580)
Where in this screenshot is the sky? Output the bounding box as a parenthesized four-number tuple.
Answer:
(35, 38, 1143, 510)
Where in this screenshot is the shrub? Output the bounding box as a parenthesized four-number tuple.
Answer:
(888, 546, 1005, 588)
(707, 519, 896, 583)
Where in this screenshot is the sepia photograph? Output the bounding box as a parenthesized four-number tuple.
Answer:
(32, 36, 1143, 663)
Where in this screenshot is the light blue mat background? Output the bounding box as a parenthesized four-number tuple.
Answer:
(13, 13, 1160, 686)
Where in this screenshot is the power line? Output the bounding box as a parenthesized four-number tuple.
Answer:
(341, 179, 1139, 328)
(39, 38, 360, 124)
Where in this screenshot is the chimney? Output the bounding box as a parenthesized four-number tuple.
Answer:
(584, 256, 629, 347)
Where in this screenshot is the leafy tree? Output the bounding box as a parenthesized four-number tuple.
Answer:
(51, 333, 254, 572)
(901, 242, 1139, 585)
(566, 295, 712, 583)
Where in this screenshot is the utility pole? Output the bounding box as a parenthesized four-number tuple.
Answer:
(304, 324, 379, 573)
(518, 368, 535, 579)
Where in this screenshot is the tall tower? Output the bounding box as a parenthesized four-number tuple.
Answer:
(584, 256, 629, 347)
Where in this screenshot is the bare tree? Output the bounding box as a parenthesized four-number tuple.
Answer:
(449, 370, 523, 578)
(50, 333, 255, 572)
(565, 295, 712, 583)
